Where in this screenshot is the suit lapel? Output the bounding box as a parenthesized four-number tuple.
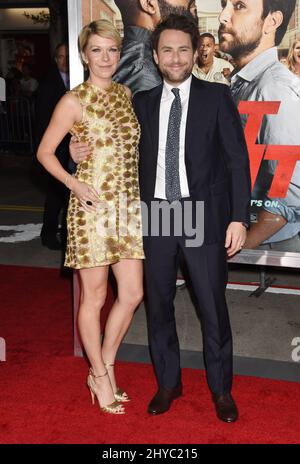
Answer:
(185, 76, 207, 160)
(147, 84, 163, 159)
(185, 77, 198, 154)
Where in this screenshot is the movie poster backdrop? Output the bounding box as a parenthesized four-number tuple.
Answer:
(80, 0, 300, 261)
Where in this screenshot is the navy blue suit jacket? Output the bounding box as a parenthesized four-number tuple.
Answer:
(133, 76, 251, 244)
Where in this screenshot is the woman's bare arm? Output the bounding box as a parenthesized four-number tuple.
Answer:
(37, 93, 99, 211)
(37, 92, 81, 185)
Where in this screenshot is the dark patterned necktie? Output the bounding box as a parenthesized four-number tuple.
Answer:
(165, 87, 182, 203)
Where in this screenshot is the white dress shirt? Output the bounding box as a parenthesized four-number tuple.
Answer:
(20, 77, 39, 94)
(193, 56, 233, 85)
(59, 70, 70, 90)
(154, 76, 191, 199)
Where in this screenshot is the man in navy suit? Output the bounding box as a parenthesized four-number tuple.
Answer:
(36, 43, 71, 250)
(133, 14, 251, 422)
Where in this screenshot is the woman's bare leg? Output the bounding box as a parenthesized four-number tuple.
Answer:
(101, 259, 143, 392)
(78, 266, 122, 409)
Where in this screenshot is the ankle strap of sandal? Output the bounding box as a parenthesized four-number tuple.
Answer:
(89, 368, 108, 378)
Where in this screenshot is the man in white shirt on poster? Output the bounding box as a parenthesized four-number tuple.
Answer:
(193, 33, 233, 85)
(218, 0, 300, 251)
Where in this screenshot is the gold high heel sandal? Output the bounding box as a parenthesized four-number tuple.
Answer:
(104, 363, 131, 403)
(87, 368, 125, 414)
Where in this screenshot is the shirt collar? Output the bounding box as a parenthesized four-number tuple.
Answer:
(163, 75, 192, 98)
(231, 47, 278, 84)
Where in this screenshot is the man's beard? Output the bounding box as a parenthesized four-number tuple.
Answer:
(218, 24, 263, 60)
(158, 0, 195, 21)
(162, 67, 192, 84)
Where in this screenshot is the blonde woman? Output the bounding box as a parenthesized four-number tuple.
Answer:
(37, 20, 144, 414)
(287, 37, 300, 77)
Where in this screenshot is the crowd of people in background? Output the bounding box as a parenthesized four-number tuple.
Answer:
(3, 64, 38, 100)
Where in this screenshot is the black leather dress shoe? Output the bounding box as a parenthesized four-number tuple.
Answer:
(41, 234, 62, 250)
(148, 385, 183, 415)
(213, 392, 238, 423)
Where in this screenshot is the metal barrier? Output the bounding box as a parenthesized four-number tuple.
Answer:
(0, 97, 34, 154)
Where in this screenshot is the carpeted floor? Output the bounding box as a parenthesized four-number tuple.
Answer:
(1, 265, 300, 444)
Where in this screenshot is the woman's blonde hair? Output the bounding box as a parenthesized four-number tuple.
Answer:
(287, 36, 300, 74)
(79, 19, 122, 56)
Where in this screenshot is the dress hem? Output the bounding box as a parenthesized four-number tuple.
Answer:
(64, 255, 145, 270)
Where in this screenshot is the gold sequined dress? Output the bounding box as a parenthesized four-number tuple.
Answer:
(64, 81, 145, 269)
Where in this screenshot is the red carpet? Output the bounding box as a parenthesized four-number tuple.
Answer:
(1, 264, 300, 444)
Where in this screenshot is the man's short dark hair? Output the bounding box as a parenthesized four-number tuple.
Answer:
(55, 42, 68, 57)
(262, 0, 296, 46)
(151, 14, 199, 52)
(199, 33, 215, 43)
